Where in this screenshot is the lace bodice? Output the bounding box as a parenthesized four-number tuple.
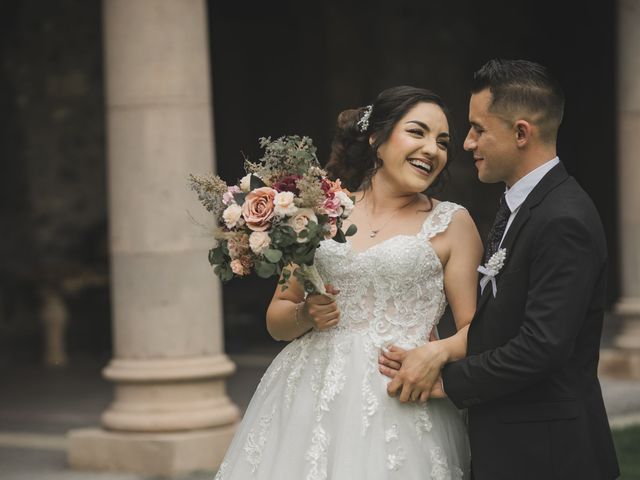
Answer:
(314, 201, 464, 349)
(214, 201, 469, 480)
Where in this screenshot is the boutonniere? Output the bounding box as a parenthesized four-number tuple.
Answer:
(478, 248, 507, 297)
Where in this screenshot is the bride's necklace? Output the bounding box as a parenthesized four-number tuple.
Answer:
(364, 195, 419, 238)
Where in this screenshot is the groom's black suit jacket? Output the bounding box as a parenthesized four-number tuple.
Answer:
(442, 163, 620, 480)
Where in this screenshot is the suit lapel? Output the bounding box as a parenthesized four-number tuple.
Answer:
(474, 162, 570, 315)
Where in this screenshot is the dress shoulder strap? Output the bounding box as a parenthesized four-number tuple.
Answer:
(419, 201, 466, 239)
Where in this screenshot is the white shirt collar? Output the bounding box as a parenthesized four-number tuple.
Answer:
(504, 157, 560, 212)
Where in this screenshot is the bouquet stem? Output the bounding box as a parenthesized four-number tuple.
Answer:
(297, 264, 332, 298)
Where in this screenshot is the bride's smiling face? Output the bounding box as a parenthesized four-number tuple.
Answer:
(374, 102, 450, 193)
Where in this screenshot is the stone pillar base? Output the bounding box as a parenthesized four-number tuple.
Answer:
(67, 425, 235, 476)
(599, 348, 640, 379)
(599, 299, 640, 379)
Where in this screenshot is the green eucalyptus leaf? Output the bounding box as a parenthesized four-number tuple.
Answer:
(250, 174, 266, 190)
(345, 224, 358, 237)
(263, 248, 283, 263)
(233, 192, 247, 205)
(333, 229, 346, 243)
(255, 261, 277, 278)
(214, 264, 233, 283)
(208, 245, 226, 265)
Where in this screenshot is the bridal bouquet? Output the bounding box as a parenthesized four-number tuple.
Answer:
(189, 135, 356, 295)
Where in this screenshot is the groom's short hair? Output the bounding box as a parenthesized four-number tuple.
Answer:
(472, 59, 565, 144)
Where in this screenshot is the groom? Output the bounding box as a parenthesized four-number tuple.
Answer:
(380, 59, 619, 479)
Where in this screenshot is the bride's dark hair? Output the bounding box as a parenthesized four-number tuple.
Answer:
(325, 86, 454, 193)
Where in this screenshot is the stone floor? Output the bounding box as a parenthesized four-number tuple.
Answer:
(1, 346, 639, 480)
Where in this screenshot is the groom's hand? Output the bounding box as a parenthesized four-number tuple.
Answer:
(383, 343, 449, 403)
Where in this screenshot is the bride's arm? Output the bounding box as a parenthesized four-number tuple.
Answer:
(382, 209, 483, 402)
(266, 268, 341, 342)
(433, 209, 483, 361)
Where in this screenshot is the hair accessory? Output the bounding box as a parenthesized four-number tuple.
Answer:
(357, 105, 373, 133)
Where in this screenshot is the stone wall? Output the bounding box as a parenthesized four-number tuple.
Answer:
(0, 0, 108, 361)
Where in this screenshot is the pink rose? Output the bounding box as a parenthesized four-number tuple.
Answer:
(242, 187, 277, 231)
(323, 195, 343, 218)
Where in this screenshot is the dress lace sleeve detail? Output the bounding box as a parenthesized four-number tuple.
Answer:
(420, 201, 465, 240)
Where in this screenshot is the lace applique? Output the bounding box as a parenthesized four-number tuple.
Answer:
(243, 405, 277, 473)
(303, 335, 352, 479)
(415, 404, 433, 440)
(317, 339, 350, 413)
(285, 335, 312, 408)
(361, 354, 379, 435)
(256, 339, 303, 396)
(420, 202, 465, 240)
(385, 424, 399, 443)
(305, 424, 329, 480)
(430, 446, 464, 480)
(387, 446, 406, 471)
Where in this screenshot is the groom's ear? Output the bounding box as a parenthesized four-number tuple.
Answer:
(514, 120, 532, 148)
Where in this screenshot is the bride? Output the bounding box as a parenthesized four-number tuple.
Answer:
(214, 86, 483, 479)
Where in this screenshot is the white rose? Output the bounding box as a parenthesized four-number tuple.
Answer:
(273, 191, 298, 217)
(249, 231, 271, 254)
(334, 191, 354, 217)
(287, 208, 318, 243)
(239, 174, 252, 193)
(222, 203, 243, 228)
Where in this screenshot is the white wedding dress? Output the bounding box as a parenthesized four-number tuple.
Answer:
(215, 201, 470, 480)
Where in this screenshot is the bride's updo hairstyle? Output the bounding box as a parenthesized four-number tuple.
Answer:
(325, 85, 454, 193)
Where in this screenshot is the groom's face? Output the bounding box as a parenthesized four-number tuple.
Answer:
(464, 89, 519, 186)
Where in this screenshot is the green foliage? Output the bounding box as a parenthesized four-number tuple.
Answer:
(187, 173, 228, 218)
(208, 245, 226, 266)
(249, 174, 266, 190)
(233, 191, 247, 206)
(278, 267, 292, 292)
(613, 426, 640, 479)
(214, 263, 233, 282)
(244, 136, 322, 182)
(271, 224, 297, 248)
(263, 248, 283, 263)
(345, 223, 357, 237)
(255, 260, 277, 278)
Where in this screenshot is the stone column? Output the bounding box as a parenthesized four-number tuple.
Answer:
(600, 0, 640, 379)
(68, 0, 240, 475)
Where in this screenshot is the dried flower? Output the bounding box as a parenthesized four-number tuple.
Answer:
(188, 173, 228, 218)
(227, 232, 249, 259)
(295, 174, 326, 209)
